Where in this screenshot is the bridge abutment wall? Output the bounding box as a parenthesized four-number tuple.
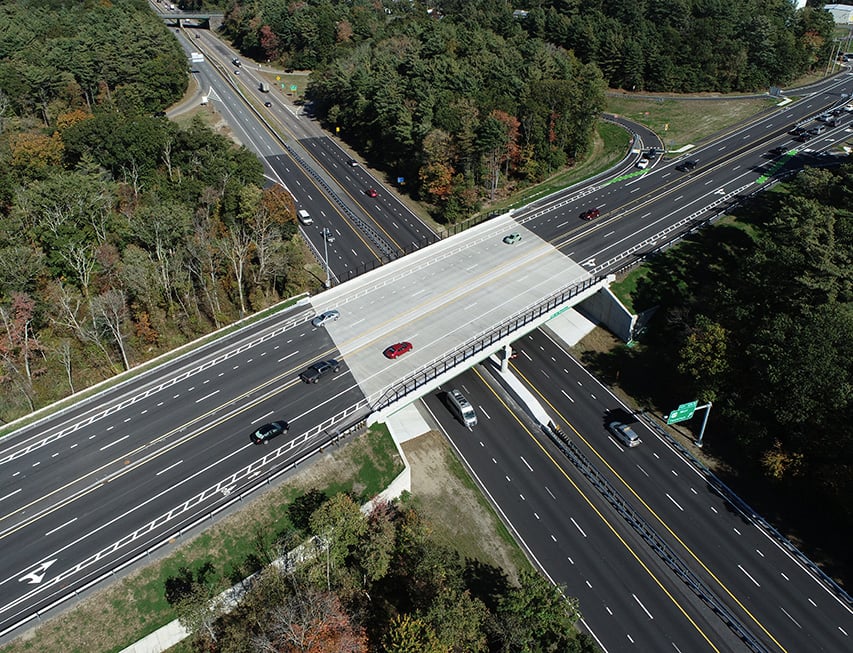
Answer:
(576, 284, 636, 342)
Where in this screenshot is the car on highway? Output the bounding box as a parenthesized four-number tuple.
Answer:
(367, 188, 378, 197)
(579, 208, 600, 221)
(234, 69, 240, 75)
(299, 359, 341, 383)
(311, 310, 340, 328)
(636, 158, 650, 169)
(384, 342, 413, 359)
(264, 101, 272, 107)
(607, 421, 641, 447)
(796, 132, 813, 142)
(645, 147, 661, 159)
(675, 159, 698, 172)
(251, 420, 289, 444)
(789, 125, 806, 136)
(348, 159, 358, 167)
(503, 233, 522, 245)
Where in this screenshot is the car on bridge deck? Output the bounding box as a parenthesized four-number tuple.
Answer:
(312, 310, 340, 328)
(384, 342, 413, 359)
(503, 233, 522, 245)
(579, 208, 600, 221)
(251, 420, 289, 444)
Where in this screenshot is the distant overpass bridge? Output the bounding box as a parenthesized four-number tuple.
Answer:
(160, 11, 225, 30)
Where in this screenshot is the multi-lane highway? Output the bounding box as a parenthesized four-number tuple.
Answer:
(427, 332, 852, 651)
(1, 15, 852, 648)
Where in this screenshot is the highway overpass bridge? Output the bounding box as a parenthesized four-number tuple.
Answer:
(160, 11, 224, 30)
(307, 211, 609, 419)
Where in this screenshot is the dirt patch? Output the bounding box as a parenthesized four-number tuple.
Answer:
(402, 431, 523, 584)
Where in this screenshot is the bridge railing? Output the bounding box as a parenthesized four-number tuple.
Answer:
(373, 274, 603, 411)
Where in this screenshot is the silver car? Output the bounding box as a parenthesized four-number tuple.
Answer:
(607, 421, 641, 447)
(311, 309, 340, 328)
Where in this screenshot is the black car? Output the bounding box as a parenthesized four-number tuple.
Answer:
(251, 420, 289, 444)
(299, 359, 341, 383)
(789, 126, 806, 136)
(645, 147, 661, 160)
(675, 159, 698, 172)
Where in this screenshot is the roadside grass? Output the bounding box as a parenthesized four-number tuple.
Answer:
(605, 95, 779, 152)
(609, 267, 650, 314)
(0, 425, 404, 653)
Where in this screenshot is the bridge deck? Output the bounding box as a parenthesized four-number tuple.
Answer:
(312, 214, 588, 397)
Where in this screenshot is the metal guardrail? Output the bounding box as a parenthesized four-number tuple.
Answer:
(637, 411, 853, 608)
(280, 142, 400, 260)
(0, 411, 371, 640)
(541, 422, 771, 653)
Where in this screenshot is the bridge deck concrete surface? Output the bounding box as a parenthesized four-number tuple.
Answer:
(311, 214, 589, 397)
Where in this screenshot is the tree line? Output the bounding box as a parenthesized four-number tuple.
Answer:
(167, 491, 598, 652)
(526, 0, 836, 93)
(0, 1, 311, 421)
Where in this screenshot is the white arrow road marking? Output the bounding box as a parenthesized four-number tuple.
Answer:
(583, 258, 596, 267)
(715, 188, 726, 194)
(18, 559, 58, 585)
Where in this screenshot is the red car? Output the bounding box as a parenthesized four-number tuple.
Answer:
(367, 188, 378, 198)
(384, 342, 413, 359)
(580, 208, 600, 221)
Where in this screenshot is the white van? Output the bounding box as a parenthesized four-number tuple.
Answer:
(447, 389, 477, 427)
(297, 209, 313, 225)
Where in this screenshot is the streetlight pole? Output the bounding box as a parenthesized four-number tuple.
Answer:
(322, 228, 331, 289)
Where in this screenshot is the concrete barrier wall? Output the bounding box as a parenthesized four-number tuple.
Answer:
(576, 284, 637, 342)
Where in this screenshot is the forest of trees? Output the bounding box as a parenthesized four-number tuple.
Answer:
(167, 491, 597, 652)
(0, 1, 310, 421)
(219, 0, 835, 217)
(221, 0, 608, 220)
(622, 164, 852, 567)
(527, 0, 836, 93)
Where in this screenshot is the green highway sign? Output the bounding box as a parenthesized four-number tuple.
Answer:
(667, 400, 698, 425)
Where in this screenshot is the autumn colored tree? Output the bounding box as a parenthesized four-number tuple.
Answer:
(254, 587, 367, 653)
(8, 132, 64, 176)
(0, 292, 43, 412)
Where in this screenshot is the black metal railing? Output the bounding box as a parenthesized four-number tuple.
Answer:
(373, 275, 602, 410)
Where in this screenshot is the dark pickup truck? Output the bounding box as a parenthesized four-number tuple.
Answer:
(299, 359, 341, 383)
